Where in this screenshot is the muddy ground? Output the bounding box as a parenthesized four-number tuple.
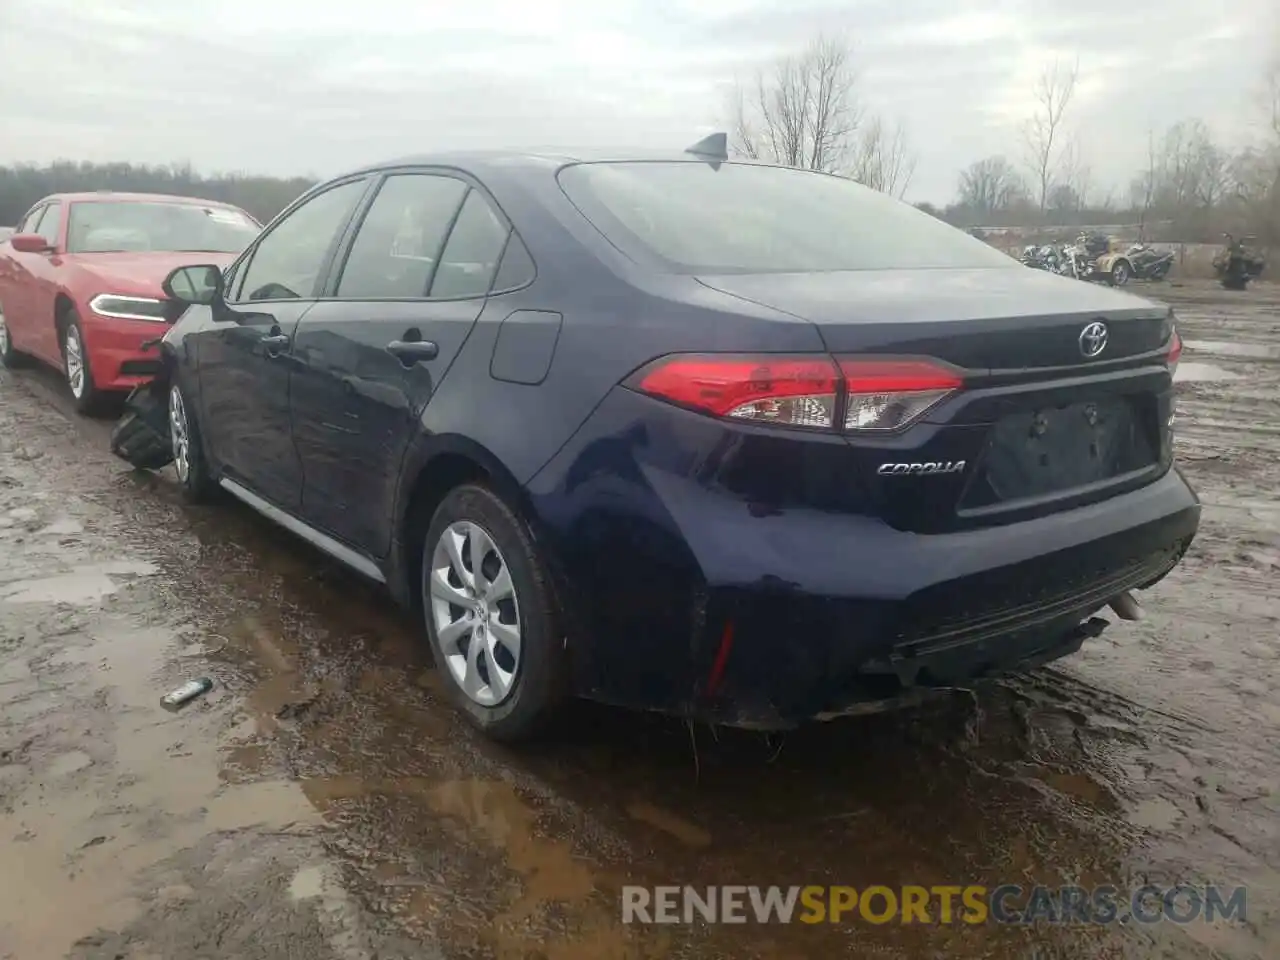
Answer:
(1, 279, 1276, 960)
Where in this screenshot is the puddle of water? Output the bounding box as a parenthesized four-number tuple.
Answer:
(302, 774, 631, 955)
(0, 612, 319, 959)
(35, 516, 85, 537)
(626, 801, 712, 848)
(288, 864, 328, 901)
(0, 560, 159, 605)
(1129, 797, 1184, 830)
(1183, 339, 1280, 360)
(46, 749, 94, 777)
(1174, 361, 1242, 383)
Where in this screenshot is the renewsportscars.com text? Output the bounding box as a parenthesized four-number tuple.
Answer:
(621, 884, 1247, 926)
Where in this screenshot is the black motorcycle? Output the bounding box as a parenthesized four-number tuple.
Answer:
(1212, 233, 1266, 290)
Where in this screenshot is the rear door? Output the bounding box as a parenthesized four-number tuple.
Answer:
(195, 177, 371, 511)
(290, 171, 512, 556)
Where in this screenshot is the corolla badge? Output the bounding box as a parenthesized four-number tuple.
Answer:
(1079, 321, 1108, 358)
(876, 461, 966, 476)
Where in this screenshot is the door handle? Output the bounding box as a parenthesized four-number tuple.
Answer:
(386, 339, 439, 366)
(260, 333, 290, 357)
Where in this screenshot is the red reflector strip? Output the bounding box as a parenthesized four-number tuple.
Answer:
(838, 358, 964, 394)
(1168, 329, 1183, 365)
(705, 620, 735, 697)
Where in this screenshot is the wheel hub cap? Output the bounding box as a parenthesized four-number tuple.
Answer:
(427, 520, 522, 707)
(65, 328, 84, 397)
(169, 386, 191, 483)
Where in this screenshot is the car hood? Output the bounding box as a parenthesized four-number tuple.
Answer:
(62, 251, 238, 299)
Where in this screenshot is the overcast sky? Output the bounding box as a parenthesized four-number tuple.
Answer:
(0, 0, 1275, 203)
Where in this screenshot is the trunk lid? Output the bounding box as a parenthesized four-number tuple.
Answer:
(697, 267, 1176, 533)
(696, 266, 1171, 371)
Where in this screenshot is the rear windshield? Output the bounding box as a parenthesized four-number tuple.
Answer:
(66, 201, 260, 254)
(557, 161, 1017, 274)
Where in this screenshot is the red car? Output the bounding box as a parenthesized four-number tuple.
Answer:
(0, 192, 260, 411)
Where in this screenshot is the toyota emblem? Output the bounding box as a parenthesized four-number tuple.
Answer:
(1079, 321, 1108, 358)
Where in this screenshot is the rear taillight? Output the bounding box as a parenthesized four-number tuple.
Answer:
(631, 355, 840, 428)
(839, 358, 963, 431)
(628, 354, 963, 432)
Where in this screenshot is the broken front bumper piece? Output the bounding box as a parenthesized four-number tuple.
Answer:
(110, 383, 174, 471)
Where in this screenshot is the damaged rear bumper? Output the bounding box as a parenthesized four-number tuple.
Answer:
(548, 462, 1199, 730)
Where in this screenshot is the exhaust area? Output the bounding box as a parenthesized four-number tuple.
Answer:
(1109, 590, 1145, 621)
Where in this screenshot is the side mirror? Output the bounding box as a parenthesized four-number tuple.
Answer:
(9, 233, 53, 254)
(162, 264, 223, 306)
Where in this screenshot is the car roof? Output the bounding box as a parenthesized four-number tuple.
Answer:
(339, 146, 748, 178)
(39, 191, 245, 208)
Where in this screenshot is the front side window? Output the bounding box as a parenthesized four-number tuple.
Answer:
(558, 161, 1020, 274)
(66, 201, 258, 255)
(19, 204, 47, 234)
(336, 174, 468, 299)
(34, 203, 62, 245)
(237, 179, 367, 302)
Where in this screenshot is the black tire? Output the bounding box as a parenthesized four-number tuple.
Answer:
(61, 309, 107, 415)
(1108, 260, 1130, 287)
(167, 381, 218, 503)
(0, 302, 30, 369)
(421, 483, 568, 741)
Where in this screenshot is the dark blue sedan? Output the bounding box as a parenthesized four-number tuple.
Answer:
(110, 136, 1199, 740)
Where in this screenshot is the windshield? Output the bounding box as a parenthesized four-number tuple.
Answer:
(558, 161, 1018, 274)
(66, 201, 259, 254)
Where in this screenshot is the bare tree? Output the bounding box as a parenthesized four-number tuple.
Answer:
(1021, 59, 1080, 215)
(1265, 38, 1280, 140)
(1133, 128, 1158, 239)
(849, 116, 917, 198)
(1055, 136, 1091, 212)
(729, 33, 919, 195)
(730, 34, 863, 173)
(957, 156, 1026, 214)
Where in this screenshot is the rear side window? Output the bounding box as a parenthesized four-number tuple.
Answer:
(337, 174, 467, 299)
(429, 190, 510, 299)
(491, 234, 535, 292)
(557, 161, 1018, 274)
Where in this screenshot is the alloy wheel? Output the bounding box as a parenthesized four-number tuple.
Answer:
(65, 325, 86, 398)
(428, 520, 523, 707)
(169, 385, 191, 484)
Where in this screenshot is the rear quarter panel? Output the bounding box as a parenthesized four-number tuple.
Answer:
(406, 163, 827, 490)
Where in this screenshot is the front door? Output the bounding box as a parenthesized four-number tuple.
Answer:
(3, 203, 64, 364)
(290, 172, 512, 557)
(195, 177, 371, 511)
(0, 203, 47, 354)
